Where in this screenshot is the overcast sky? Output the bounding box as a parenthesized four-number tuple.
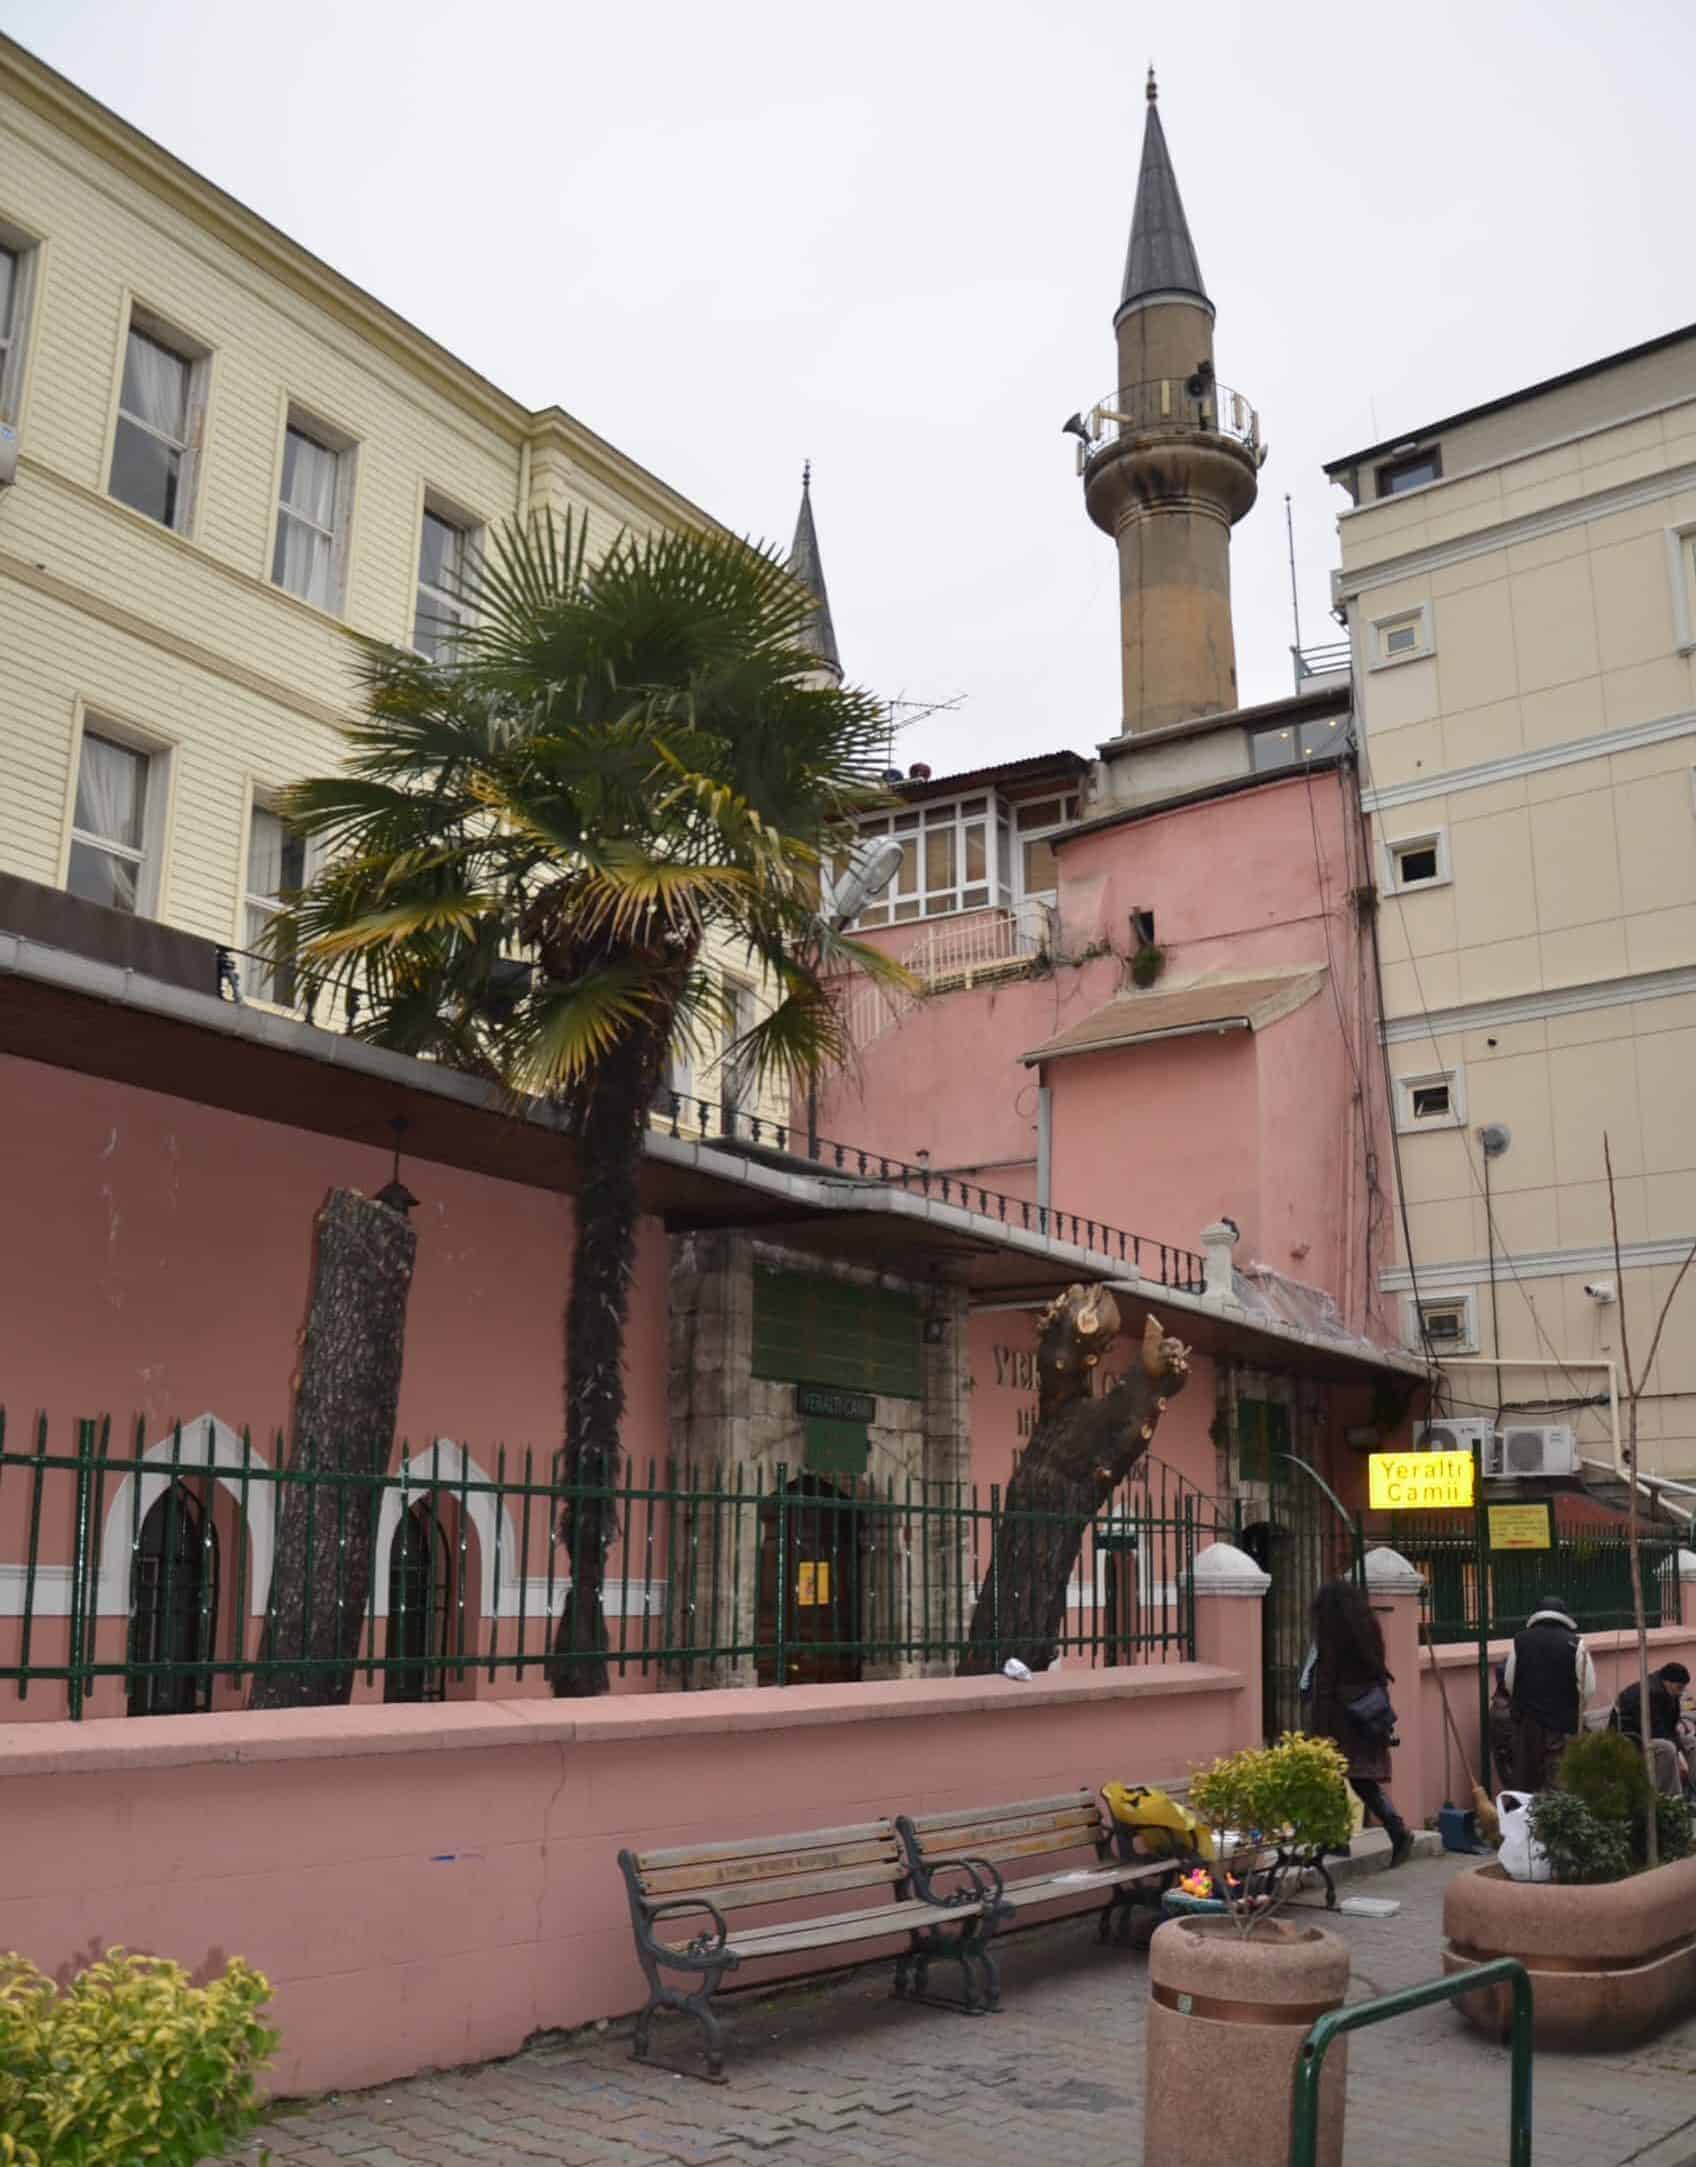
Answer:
(6, 0, 1693, 775)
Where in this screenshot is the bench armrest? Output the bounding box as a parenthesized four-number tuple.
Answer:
(921, 1852, 1005, 1907)
(641, 1894, 731, 1958)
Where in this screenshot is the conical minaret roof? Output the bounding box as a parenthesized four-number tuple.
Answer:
(1117, 69, 1211, 323)
(786, 462, 841, 679)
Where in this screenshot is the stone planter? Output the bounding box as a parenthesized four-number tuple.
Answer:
(1145, 1915, 1352, 2167)
(1443, 1856, 1696, 2048)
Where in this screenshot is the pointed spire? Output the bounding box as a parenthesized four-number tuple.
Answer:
(1117, 68, 1211, 323)
(787, 462, 842, 679)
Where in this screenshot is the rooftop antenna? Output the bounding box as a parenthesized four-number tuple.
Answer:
(1284, 493, 1303, 658)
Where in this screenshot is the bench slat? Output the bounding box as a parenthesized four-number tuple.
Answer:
(912, 1809, 1103, 1854)
(661, 1894, 967, 1959)
(633, 1820, 894, 1875)
(951, 1827, 1108, 1866)
(673, 1859, 909, 1913)
(639, 1836, 901, 1898)
(905, 1791, 1096, 1835)
(998, 1859, 1174, 1907)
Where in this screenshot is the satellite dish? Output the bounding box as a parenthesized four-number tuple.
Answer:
(1479, 1123, 1512, 1158)
(826, 836, 903, 928)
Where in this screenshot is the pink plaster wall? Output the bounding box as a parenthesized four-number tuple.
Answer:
(0, 1651, 1262, 2097)
(0, 1053, 674, 1715)
(818, 766, 1374, 1323)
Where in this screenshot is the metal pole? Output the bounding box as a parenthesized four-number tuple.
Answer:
(1474, 1429, 1492, 1795)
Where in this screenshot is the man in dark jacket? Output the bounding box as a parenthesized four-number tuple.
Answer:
(1504, 1594, 1597, 1792)
(1612, 1662, 1691, 1797)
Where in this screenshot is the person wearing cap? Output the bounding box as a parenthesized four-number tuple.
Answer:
(1504, 1594, 1597, 1792)
(1611, 1662, 1692, 1798)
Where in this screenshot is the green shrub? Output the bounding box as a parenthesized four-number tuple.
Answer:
(0, 1949, 276, 2167)
(1528, 1790, 1632, 1885)
(1557, 1729, 1651, 1826)
(1652, 1792, 1694, 1866)
(1188, 1733, 1355, 1932)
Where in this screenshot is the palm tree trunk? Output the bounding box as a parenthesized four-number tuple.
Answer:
(550, 1018, 666, 1697)
(249, 1189, 416, 1709)
(958, 1290, 1190, 1675)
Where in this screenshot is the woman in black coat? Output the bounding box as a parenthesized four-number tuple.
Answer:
(1307, 1578, 1413, 1866)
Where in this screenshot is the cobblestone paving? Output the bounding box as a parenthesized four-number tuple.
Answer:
(222, 1856, 1696, 2166)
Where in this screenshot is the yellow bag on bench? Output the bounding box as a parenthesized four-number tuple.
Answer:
(1102, 1782, 1213, 1863)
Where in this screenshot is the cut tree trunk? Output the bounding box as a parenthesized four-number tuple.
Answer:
(248, 1188, 416, 1709)
(958, 1286, 1190, 1675)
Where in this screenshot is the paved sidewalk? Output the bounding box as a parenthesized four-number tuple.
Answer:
(223, 1855, 1696, 2167)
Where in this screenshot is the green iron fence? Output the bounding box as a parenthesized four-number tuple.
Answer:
(1363, 1505, 1679, 1644)
(0, 1412, 1219, 1718)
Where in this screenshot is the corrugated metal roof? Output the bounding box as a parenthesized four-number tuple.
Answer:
(1022, 966, 1328, 1066)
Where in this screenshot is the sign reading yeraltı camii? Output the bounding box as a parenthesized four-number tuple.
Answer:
(1368, 1450, 1475, 1510)
(795, 1383, 876, 1424)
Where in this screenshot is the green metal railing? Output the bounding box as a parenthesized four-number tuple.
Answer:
(1364, 1506, 1678, 1644)
(0, 1412, 1222, 1718)
(1289, 1960, 1532, 2167)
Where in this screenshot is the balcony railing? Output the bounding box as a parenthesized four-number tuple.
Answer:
(1292, 640, 1352, 687)
(903, 897, 1055, 988)
(1073, 376, 1262, 459)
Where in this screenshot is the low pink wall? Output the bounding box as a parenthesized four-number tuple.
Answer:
(0, 1658, 1257, 2096)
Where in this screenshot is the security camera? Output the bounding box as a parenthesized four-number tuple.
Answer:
(1583, 1281, 1617, 1304)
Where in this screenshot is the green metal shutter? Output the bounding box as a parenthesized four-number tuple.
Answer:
(751, 1269, 923, 1399)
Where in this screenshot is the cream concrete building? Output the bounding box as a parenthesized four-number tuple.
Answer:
(1328, 326, 1696, 1484)
(0, 35, 787, 1122)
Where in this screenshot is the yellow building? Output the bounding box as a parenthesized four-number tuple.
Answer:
(0, 35, 789, 1125)
(1328, 327, 1696, 1486)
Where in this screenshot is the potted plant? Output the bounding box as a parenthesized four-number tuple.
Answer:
(1129, 940, 1166, 989)
(1443, 1729, 1696, 2046)
(1145, 1735, 1355, 2167)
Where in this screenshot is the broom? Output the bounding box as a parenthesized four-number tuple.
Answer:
(1425, 1625, 1501, 1845)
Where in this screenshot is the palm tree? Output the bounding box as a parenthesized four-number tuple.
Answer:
(274, 512, 905, 1695)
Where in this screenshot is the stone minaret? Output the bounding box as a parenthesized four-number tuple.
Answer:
(787, 461, 842, 682)
(1082, 71, 1262, 734)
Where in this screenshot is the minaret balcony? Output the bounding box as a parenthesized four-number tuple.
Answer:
(1074, 375, 1265, 536)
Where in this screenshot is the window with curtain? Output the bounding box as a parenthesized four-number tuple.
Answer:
(109, 325, 195, 529)
(415, 507, 474, 659)
(68, 731, 153, 914)
(273, 422, 344, 611)
(0, 231, 38, 422)
(244, 805, 306, 1005)
(720, 979, 756, 1119)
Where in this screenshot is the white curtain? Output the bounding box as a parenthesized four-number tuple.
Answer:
(74, 734, 145, 850)
(281, 428, 338, 527)
(274, 429, 339, 608)
(246, 807, 285, 902)
(120, 330, 188, 438)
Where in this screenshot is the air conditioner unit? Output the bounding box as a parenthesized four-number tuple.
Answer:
(1486, 1423, 1578, 1480)
(1414, 1417, 1492, 1456)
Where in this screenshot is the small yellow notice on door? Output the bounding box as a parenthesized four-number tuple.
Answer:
(796, 1562, 830, 1607)
(1368, 1451, 1475, 1510)
(1488, 1502, 1552, 1551)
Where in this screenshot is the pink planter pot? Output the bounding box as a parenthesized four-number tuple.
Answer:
(1443, 1856, 1696, 2048)
(1145, 1915, 1352, 2167)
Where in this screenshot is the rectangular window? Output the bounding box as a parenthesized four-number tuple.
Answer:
(721, 978, 756, 1118)
(1395, 1066, 1464, 1131)
(1377, 446, 1442, 497)
(1411, 1293, 1477, 1356)
(1012, 791, 1079, 900)
(1370, 605, 1433, 668)
(67, 730, 157, 915)
(243, 804, 307, 1006)
(1386, 829, 1449, 892)
(415, 505, 476, 660)
(109, 321, 201, 531)
(851, 795, 1011, 925)
(0, 233, 39, 422)
(273, 417, 350, 612)
(1250, 712, 1354, 773)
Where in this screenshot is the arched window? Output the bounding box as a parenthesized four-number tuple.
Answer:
(128, 1480, 218, 1717)
(385, 1498, 451, 1703)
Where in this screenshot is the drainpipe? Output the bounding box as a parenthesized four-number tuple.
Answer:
(1036, 1086, 1052, 1211)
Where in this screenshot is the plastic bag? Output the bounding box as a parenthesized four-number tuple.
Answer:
(1496, 1791, 1551, 1883)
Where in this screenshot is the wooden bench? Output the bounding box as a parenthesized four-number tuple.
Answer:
(618, 1819, 996, 2080)
(896, 1788, 1200, 2007)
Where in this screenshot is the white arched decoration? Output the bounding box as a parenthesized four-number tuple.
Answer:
(93, 1415, 276, 1618)
(374, 1442, 531, 1619)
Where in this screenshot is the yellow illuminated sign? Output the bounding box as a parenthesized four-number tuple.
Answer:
(1488, 1503, 1552, 1551)
(796, 1562, 831, 1607)
(1368, 1451, 1475, 1511)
